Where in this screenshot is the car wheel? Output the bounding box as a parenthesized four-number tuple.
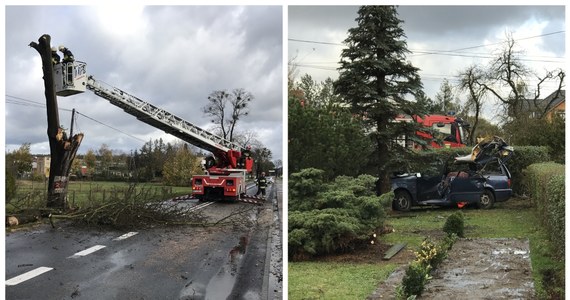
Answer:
(393, 190, 412, 212)
(478, 189, 495, 209)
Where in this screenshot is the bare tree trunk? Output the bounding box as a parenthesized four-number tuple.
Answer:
(29, 34, 84, 209)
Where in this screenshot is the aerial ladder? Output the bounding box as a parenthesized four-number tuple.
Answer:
(54, 60, 265, 205)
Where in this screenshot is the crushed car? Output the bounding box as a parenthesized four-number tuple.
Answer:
(390, 136, 514, 211)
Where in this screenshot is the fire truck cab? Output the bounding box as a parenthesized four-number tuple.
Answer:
(416, 115, 469, 148)
(396, 114, 470, 149)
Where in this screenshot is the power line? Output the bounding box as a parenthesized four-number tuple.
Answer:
(6, 94, 147, 143)
(289, 30, 566, 60)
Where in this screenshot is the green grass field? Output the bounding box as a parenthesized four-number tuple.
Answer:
(8, 180, 194, 213)
(288, 198, 563, 300)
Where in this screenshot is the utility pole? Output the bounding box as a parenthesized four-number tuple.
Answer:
(29, 34, 84, 209)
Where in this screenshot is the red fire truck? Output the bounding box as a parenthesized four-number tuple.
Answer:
(54, 60, 261, 204)
(395, 114, 470, 149)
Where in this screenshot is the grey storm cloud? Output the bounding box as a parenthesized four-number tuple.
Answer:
(5, 5, 283, 161)
(289, 5, 565, 114)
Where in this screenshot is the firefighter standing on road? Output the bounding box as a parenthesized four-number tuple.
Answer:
(255, 172, 268, 197)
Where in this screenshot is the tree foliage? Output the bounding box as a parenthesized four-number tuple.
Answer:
(434, 79, 460, 114)
(333, 6, 423, 190)
(503, 114, 565, 163)
(6, 143, 33, 178)
(163, 143, 202, 186)
(289, 75, 373, 180)
(252, 147, 274, 177)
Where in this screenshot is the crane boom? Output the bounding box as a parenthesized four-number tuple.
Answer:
(86, 76, 244, 154)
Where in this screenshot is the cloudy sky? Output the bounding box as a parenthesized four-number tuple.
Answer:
(4, 5, 283, 161)
(289, 5, 565, 121)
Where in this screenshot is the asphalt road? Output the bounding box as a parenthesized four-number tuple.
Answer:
(5, 181, 282, 300)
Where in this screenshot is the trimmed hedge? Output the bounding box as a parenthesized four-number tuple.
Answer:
(506, 146, 551, 194)
(522, 162, 565, 259)
(398, 146, 550, 195)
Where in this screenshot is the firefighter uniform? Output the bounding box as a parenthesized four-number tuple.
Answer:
(255, 172, 268, 197)
(59, 45, 75, 63)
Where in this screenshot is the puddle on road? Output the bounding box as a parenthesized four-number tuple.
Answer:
(180, 236, 249, 300)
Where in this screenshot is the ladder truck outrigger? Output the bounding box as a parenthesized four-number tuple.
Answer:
(54, 60, 264, 205)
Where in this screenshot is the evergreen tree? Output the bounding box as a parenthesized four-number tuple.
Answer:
(334, 6, 423, 191)
(289, 75, 373, 180)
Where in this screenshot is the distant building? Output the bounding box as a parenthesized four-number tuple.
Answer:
(32, 155, 50, 178)
(543, 90, 565, 121)
(521, 90, 565, 120)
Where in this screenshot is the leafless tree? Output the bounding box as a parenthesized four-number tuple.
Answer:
(480, 33, 565, 123)
(457, 65, 488, 144)
(202, 89, 253, 142)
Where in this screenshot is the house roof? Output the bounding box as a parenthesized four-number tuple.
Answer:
(543, 90, 565, 112)
(520, 90, 565, 113)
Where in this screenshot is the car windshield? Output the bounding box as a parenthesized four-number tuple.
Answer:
(432, 123, 451, 135)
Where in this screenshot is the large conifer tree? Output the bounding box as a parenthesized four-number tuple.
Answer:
(334, 6, 423, 191)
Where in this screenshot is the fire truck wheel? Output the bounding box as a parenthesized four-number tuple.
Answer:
(393, 190, 411, 212)
(478, 189, 495, 209)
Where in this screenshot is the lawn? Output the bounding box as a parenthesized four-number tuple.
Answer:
(288, 198, 563, 300)
(8, 180, 194, 213)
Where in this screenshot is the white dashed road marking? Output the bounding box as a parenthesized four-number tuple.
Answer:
(188, 201, 215, 212)
(113, 232, 138, 241)
(69, 245, 106, 258)
(6, 267, 54, 286)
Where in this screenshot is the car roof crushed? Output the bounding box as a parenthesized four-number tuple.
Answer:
(455, 136, 514, 166)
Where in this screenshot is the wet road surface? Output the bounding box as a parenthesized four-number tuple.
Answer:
(6, 181, 282, 299)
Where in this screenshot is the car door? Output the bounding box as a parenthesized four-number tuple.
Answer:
(448, 174, 484, 203)
(416, 174, 444, 201)
(416, 159, 446, 202)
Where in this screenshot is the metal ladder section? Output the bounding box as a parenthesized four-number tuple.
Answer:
(86, 76, 244, 154)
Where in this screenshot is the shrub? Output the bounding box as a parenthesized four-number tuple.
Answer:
(401, 261, 431, 298)
(288, 169, 388, 259)
(443, 211, 465, 238)
(399, 236, 458, 298)
(506, 146, 550, 195)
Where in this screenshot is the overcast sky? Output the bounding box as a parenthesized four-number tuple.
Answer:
(4, 5, 283, 162)
(289, 5, 565, 121)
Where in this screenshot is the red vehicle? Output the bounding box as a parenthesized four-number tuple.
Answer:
(395, 114, 470, 149)
(54, 60, 258, 203)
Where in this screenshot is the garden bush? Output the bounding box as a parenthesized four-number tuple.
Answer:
(398, 237, 457, 299)
(400, 261, 431, 298)
(443, 211, 465, 238)
(506, 146, 550, 195)
(288, 169, 387, 259)
(522, 162, 564, 259)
